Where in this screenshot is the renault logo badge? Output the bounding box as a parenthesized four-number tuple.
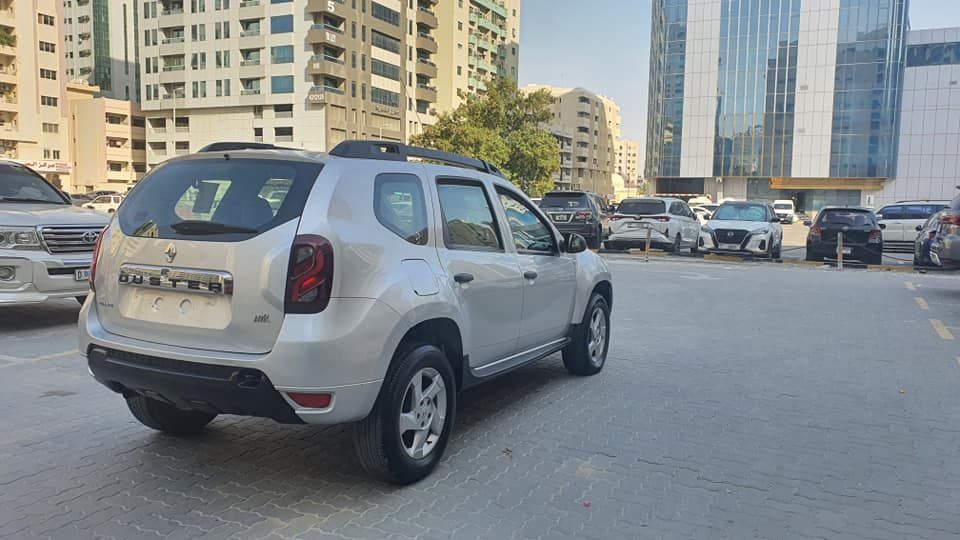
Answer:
(163, 243, 177, 263)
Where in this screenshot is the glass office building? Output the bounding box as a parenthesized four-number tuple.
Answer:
(645, 0, 909, 212)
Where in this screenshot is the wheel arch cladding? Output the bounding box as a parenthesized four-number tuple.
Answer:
(393, 318, 464, 390)
(593, 280, 613, 312)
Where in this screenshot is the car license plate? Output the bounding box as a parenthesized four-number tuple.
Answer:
(75, 269, 90, 281)
(719, 244, 739, 250)
(842, 247, 852, 255)
(551, 214, 570, 223)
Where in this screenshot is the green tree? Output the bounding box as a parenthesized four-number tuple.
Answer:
(411, 78, 559, 196)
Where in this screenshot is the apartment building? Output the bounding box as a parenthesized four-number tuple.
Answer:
(616, 139, 639, 183)
(138, 0, 439, 167)
(69, 90, 147, 192)
(434, 0, 520, 113)
(524, 85, 621, 196)
(0, 0, 74, 187)
(63, 0, 140, 101)
(548, 126, 573, 190)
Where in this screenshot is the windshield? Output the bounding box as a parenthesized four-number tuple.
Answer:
(712, 204, 768, 222)
(540, 193, 589, 209)
(618, 199, 665, 215)
(118, 158, 322, 242)
(819, 210, 876, 227)
(773, 203, 793, 210)
(0, 163, 67, 205)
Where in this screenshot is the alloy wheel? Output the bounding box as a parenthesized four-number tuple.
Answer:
(398, 367, 447, 459)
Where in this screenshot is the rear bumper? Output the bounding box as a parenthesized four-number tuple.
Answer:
(931, 236, 960, 267)
(607, 228, 670, 249)
(807, 242, 882, 262)
(79, 297, 391, 425)
(0, 251, 92, 305)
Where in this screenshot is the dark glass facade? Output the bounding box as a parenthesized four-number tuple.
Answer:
(645, 0, 687, 178)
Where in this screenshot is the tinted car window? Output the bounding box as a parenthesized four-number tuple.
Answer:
(618, 199, 666, 215)
(774, 203, 793, 210)
(118, 158, 322, 242)
(541, 193, 589, 209)
(901, 204, 946, 220)
(437, 182, 501, 250)
(876, 206, 902, 219)
(497, 189, 555, 254)
(0, 163, 67, 204)
(374, 173, 428, 245)
(818, 210, 877, 227)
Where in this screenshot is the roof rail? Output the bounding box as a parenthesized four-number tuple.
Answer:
(329, 140, 506, 178)
(197, 141, 296, 152)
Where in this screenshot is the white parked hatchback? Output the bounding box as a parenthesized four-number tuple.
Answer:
(79, 141, 614, 484)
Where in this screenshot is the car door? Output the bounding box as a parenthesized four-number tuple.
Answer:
(494, 186, 577, 351)
(679, 202, 699, 245)
(433, 177, 524, 369)
(876, 205, 903, 242)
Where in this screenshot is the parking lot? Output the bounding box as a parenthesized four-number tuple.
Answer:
(1, 256, 959, 539)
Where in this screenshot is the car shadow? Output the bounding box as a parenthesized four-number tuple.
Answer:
(0, 300, 81, 332)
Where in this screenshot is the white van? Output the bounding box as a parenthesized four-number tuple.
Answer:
(773, 200, 796, 223)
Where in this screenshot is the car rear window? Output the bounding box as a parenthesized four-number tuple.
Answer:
(773, 203, 793, 210)
(540, 193, 589, 209)
(618, 200, 666, 215)
(118, 158, 323, 242)
(819, 210, 876, 227)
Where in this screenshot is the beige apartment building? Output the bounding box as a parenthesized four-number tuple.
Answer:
(524, 85, 621, 197)
(616, 139, 639, 183)
(69, 91, 147, 192)
(0, 0, 74, 187)
(434, 0, 520, 113)
(138, 0, 441, 167)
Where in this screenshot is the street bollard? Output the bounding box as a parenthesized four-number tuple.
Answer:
(837, 231, 844, 271)
(644, 226, 653, 262)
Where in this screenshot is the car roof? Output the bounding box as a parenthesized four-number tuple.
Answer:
(620, 196, 677, 202)
(818, 206, 873, 212)
(886, 200, 950, 205)
(543, 190, 596, 196)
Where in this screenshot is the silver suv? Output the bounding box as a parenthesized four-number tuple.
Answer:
(80, 141, 614, 484)
(1, 161, 108, 306)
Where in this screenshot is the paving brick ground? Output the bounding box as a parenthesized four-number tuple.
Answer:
(1, 258, 959, 539)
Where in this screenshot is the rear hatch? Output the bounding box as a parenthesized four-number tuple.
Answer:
(540, 193, 590, 224)
(95, 155, 323, 354)
(817, 210, 876, 246)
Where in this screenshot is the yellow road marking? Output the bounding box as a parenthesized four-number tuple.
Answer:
(905, 281, 917, 291)
(915, 297, 930, 311)
(930, 320, 955, 341)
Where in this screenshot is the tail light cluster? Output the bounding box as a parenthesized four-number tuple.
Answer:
(868, 229, 882, 243)
(571, 211, 593, 222)
(808, 224, 822, 239)
(285, 234, 334, 314)
(88, 227, 106, 293)
(941, 213, 960, 235)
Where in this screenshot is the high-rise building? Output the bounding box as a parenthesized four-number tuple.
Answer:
(138, 0, 440, 168)
(434, 0, 521, 113)
(63, 0, 141, 101)
(645, 0, 909, 212)
(616, 139, 640, 183)
(0, 0, 74, 187)
(524, 85, 621, 196)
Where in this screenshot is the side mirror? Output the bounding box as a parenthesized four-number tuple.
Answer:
(565, 233, 588, 254)
(915, 225, 922, 232)
(803, 220, 813, 227)
(770, 216, 780, 223)
(879, 223, 886, 230)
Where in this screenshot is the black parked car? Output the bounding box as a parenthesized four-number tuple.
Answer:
(539, 191, 611, 249)
(914, 210, 946, 267)
(804, 207, 884, 265)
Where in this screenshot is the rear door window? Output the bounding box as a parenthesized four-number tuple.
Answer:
(118, 158, 323, 241)
(374, 173, 428, 245)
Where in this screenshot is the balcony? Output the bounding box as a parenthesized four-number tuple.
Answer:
(306, 0, 345, 13)
(307, 25, 346, 48)
(416, 32, 437, 54)
(307, 55, 347, 78)
(417, 7, 438, 28)
(240, 87, 261, 96)
(0, 7, 13, 26)
(238, 0, 264, 16)
(238, 61, 265, 78)
(0, 146, 17, 159)
(306, 86, 347, 107)
(0, 93, 16, 112)
(416, 58, 437, 78)
(161, 36, 184, 44)
(159, 10, 184, 27)
(239, 28, 261, 38)
(472, 0, 507, 18)
(416, 84, 437, 103)
(0, 63, 15, 83)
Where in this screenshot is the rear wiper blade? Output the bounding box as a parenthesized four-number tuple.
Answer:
(0, 196, 62, 203)
(169, 221, 259, 234)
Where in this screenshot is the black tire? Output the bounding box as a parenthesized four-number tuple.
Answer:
(126, 395, 216, 436)
(76, 296, 87, 306)
(805, 250, 822, 263)
(353, 344, 456, 485)
(868, 253, 883, 266)
(563, 293, 610, 376)
(668, 233, 681, 253)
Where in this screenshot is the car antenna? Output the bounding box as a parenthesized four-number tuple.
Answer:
(224, 153, 230, 161)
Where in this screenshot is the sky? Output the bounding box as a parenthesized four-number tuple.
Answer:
(518, 0, 960, 168)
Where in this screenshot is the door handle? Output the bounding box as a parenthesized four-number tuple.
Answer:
(453, 272, 474, 284)
(523, 271, 538, 280)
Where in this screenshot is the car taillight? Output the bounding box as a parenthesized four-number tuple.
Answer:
(88, 228, 106, 292)
(572, 211, 592, 222)
(284, 234, 334, 314)
(809, 224, 821, 239)
(941, 214, 960, 226)
(869, 229, 882, 243)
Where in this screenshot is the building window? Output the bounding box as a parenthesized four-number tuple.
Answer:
(39, 69, 57, 80)
(192, 81, 207, 98)
(191, 24, 206, 41)
(190, 0, 206, 13)
(371, 30, 400, 53)
(271, 75, 294, 94)
(371, 59, 400, 81)
(371, 87, 400, 108)
(270, 15, 293, 34)
(371, 2, 400, 26)
(42, 123, 59, 133)
(41, 96, 58, 107)
(39, 41, 56, 53)
(191, 52, 206, 70)
(38, 14, 55, 25)
(275, 126, 293, 142)
(271, 45, 294, 64)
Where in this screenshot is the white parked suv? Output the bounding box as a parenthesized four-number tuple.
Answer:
(84, 194, 124, 213)
(773, 199, 796, 223)
(79, 141, 614, 484)
(875, 200, 950, 252)
(0, 161, 109, 305)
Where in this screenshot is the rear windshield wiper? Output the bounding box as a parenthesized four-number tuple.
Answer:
(0, 196, 63, 204)
(170, 221, 259, 235)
